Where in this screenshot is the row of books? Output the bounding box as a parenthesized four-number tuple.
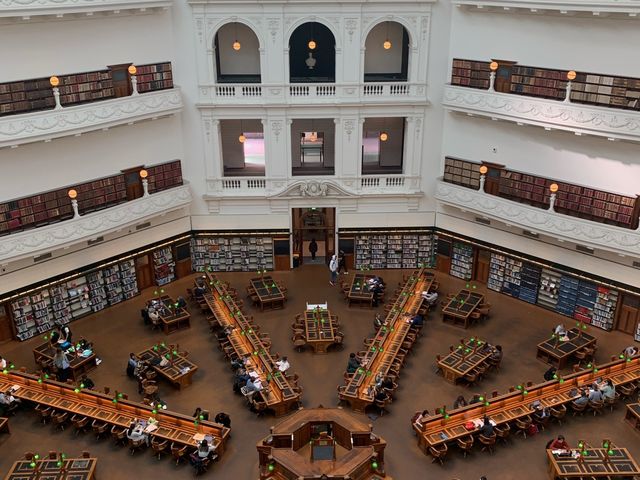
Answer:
(354, 233, 434, 270)
(191, 236, 274, 272)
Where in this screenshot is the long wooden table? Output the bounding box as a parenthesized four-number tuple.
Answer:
(0, 371, 230, 453)
(33, 342, 97, 381)
(441, 289, 484, 328)
(438, 338, 494, 384)
(203, 275, 300, 416)
(414, 356, 640, 453)
(0, 417, 9, 434)
(250, 276, 286, 311)
(4, 457, 97, 480)
(625, 403, 640, 432)
(339, 269, 433, 412)
(537, 328, 597, 369)
(546, 447, 640, 479)
(137, 344, 197, 389)
(346, 274, 375, 307)
(302, 307, 336, 354)
(147, 295, 191, 334)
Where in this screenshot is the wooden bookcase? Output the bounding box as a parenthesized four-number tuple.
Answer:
(57, 70, 114, 107)
(135, 62, 174, 93)
(571, 72, 640, 110)
(146, 160, 183, 194)
(0, 77, 54, 116)
(450, 59, 490, 89)
(510, 65, 567, 100)
(443, 157, 481, 190)
(499, 170, 552, 208)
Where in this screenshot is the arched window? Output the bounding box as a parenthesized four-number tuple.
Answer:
(214, 22, 261, 83)
(289, 22, 335, 83)
(364, 21, 409, 82)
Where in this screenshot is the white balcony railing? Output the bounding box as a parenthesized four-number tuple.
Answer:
(452, 0, 640, 16)
(0, 183, 192, 264)
(442, 84, 640, 143)
(0, 0, 171, 19)
(197, 82, 428, 106)
(0, 88, 183, 148)
(435, 178, 640, 257)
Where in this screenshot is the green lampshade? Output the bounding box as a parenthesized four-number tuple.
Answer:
(34, 455, 40, 460)
(57, 461, 63, 467)
(1, 369, 7, 374)
(30, 462, 36, 468)
(268, 464, 275, 472)
(371, 461, 378, 470)
(74, 388, 80, 393)
(608, 450, 613, 455)
(478, 396, 484, 401)
(118, 393, 124, 398)
(444, 414, 450, 419)
(37, 378, 43, 383)
(152, 409, 158, 414)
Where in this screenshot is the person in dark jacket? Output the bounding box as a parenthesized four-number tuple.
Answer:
(346, 353, 361, 374)
(309, 239, 318, 260)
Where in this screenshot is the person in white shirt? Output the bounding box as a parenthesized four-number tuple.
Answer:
(0, 389, 20, 407)
(622, 345, 638, 357)
(275, 356, 290, 373)
(148, 308, 160, 324)
(127, 420, 149, 445)
(554, 324, 567, 336)
(329, 255, 338, 286)
(0, 356, 7, 369)
(422, 291, 438, 307)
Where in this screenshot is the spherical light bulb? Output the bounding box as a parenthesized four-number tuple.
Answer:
(308, 40, 316, 50)
(479, 165, 488, 175)
(567, 70, 577, 81)
(379, 132, 388, 142)
(549, 183, 559, 193)
(239, 134, 246, 143)
(383, 40, 392, 50)
(139, 169, 148, 179)
(233, 41, 241, 51)
(49, 76, 60, 87)
(489, 61, 499, 72)
(128, 65, 137, 75)
(68, 189, 77, 199)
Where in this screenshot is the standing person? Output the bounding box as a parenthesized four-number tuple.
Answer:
(309, 238, 318, 260)
(53, 348, 71, 382)
(126, 353, 138, 378)
(329, 254, 338, 286)
(338, 250, 348, 274)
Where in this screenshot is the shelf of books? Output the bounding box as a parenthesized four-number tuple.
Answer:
(49, 284, 72, 325)
(387, 235, 403, 269)
(103, 265, 124, 305)
(444, 157, 481, 190)
(370, 235, 388, 269)
(501, 257, 522, 298)
(487, 253, 506, 292)
(556, 276, 579, 318)
(120, 259, 139, 300)
(354, 236, 371, 270)
(519, 263, 541, 304)
(191, 236, 275, 272)
(66, 277, 91, 320)
(0, 77, 55, 116)
(537, 268, 561, 310)
(146, 160, 183, 194)
(353, 232, 434, 270)
(635, 321, 640, 342)
(58, 70, 114, 107)
(135, 62, 174, 93)
(450, 242, 473, 280)
(450, 59, 491, 90)
(510, 66, 567, 100)
(87, 271, 108, 313)
(153, 247, 176, 286)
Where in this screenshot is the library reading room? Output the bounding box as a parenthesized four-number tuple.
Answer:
(1, 0, 639, 479)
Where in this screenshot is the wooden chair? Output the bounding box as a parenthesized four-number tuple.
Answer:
(48, 451, 57, 459)
(589, 399, 605, 416)
(171, 443, 189, 465)
(479, 433, 497, 454)
(514, 415, 532, 438)
(111, 425, 128, 446)
(604, 395, 617, 412)
(456, 434, 474, 458)
(462, 371, 479, 387)
(332, 332, 345, 350)
(82, 451, 91, 458)
(51, 411, 69, 431)
(374, 395, 390, 417)
(494, 423, 511, 445)
(35, 404, 52, 424)
(71, 414, 90, 435)
(91, 419, 109, 440)
(128, 437, 147, 455)
(571, 400, 588, 416)
(550, 405, 567, 425)
(151, 437, 169, 460)
(533, 412, 550, 431)
(618, 383, 637, 400)
(292, 333, 307, 352)
(429, 443, 448, 465)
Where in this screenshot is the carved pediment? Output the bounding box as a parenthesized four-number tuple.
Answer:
(269, 180, 357, 199)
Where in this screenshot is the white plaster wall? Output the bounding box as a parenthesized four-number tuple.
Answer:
(364, 22, 404, 74)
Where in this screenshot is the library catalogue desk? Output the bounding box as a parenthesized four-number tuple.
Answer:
(537, 328, 597, 369)
(137, 343, 197, 389)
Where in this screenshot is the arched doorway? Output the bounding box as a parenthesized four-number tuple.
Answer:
(364, 21, 409, 82)
(292, 207, 335, 267)
(214, 22, 261, 83)
(289, 22, 336, 83)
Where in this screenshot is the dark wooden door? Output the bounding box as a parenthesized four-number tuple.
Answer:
(482, 162, 504, 196)
(109, 63, 133, 97)
(436, 255, 451, 274)
(493, 60, 516, 94)
(122, 166, 144, 201)
(616, 294, 640, 335)
(475, 249, 490, 284)
(0, 304, 14, 342)
(135, 254, 154, 291)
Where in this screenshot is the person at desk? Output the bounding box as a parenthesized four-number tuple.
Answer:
(601, 379, 615, 400)
(554, 324, 567, 337)
(532, 406, 550, 425)
(0, 355, 7, 369)
(176, 296, 187, 309)
(490, 345, 503, 362)
(549, 435, 570, 450)
(622, 345, 638, 357)
(193, 407, 209, 420)
(478, 416, 494, 437)
(53, 348, 71, 382)
(79, 374, 95, 390)
(244, 377, 263, 397)
(190, 438, 216, 464)
(421, 290, 439, 307)
(0, 388, 21, 408)
(215, 412, 231, 428)
(371, 282, 384, 307)
(373, 313, 385, 330)
(194, 282, 207, 300)
(346, 353, 361, 374)
(410, 314, 424, 327)
(148, 307, 160, 325)
(544, 366, 557, 382)
(413, 409, 430, 427)
(338, 250, 348, 274)
(374, 387, 389, 403)
(275, 356, 290, 373)
(126, 353, 138, 378)
(469, 394, 482, 405)
(454, 395, 468, 409)
(126, 420, 149, 446)
(588, 386, 603, 402)
(573, 390, 589, 407)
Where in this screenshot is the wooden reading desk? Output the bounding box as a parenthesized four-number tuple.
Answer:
(546, 447, 640, 479)
(147, 295, 191, 334)
(4, 457, 97, 480)
(203, 276, 300, 416)
(0, 417, 9, 434)
(0, 371, 230, 453)
(414, 356, 640, 453)
(249, 276, 286, 311)
(137, 344, 197, 389)
(339, 269, 433, 412)
(625, 403, 640, 432)
(346, 274, 375, 307)
(536, 328, 597, 369)
(302, 306, 336, 354)
(438, 338, 494, 384)
(441, 289, 484, 329)
(33, 342, 97, 381)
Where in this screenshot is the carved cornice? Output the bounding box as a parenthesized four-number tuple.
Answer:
(0, 0, 171, 19)
(0, 184, 192, 264)
(0, 88, 183, 148)
(269, 180, 358, 199)
(442, 85, 640, 143)
(452, 0, 640, 16)
(435, 179, 640, 257)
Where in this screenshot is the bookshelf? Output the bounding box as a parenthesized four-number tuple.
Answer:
(353, 232, 434, 270)
(119, 259, 139, 299)
(30, 290, 54, 335)
(510, 66, 567, 100)
(537, 268, 561, 310)
(191, 236, 275, 272)
(104, 265, 124, 305)
(387, 234, 403, 269)
(370, 235, 388, 269)
(49, 284, 72, 325)
(0, 77, 54, 116)
(66, 276, 91, 320)
(58, 70, 114, 107)
(417, 234, 435, 267)
(635, 321, 640, 342)
(556, 276, 579, 317)
(501, 257, 522, 298)
(487, 253, 506, 292)
(11, 297, 36, 341)
(450, 59, 491, 89)
(574, 280, 597, 324)
(87, 271, 108, 313)
(571, 72, 640, 110)
(592, 286, 618, 331)
(135, 62, 174, 93)
(354, 236, 371, 270)
(444, 157, 481, 190)
(153, 247, 176, 286)
(518, 263, 541, 304)
(499, 171, 551, 208)
(146, 160, 183, 194)
(450, 242, 473, 280)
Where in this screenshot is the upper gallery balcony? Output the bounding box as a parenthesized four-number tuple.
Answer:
(451, 0, 640, 17)
(0, 0, 171, 21)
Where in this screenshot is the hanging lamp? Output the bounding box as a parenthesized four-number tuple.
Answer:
(238, 119, 246, 143)
(383, 22, 392, 50)
(379, 117, 388, 142)
(233, 23, 241, 51)
(308, 22, 316, 50)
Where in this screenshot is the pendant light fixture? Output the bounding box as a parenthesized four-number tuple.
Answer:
(379, 117, 389, 142)
(308, 22, 316, 50)
(383, 21, 392, 50)
(309, 119, 317, 142)
(238, 119, 246, 143)
(233, 22, 241, 51)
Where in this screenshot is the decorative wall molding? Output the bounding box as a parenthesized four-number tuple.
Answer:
(0, 0, 171, 20)
(0, 183, 192, 264)
(435, 179, 640, 257)
(452, 0, 640, 17)
(0, 88, 183, 148)
(443, 85, 640, 143)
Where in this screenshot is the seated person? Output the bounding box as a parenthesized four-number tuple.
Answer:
(346, 353, 361, 374)
(0, 355, 7, 370)
(410, 314, 424, 327)
(490, 345, 503, 362)
(194, 284, 206, 299)
(532, 406, 550, 423)
(275, 356, 290, 373)
(601, 379, 615, 400)
(0, 389, 20, 408)
(374, 388, 388, 402)
(176, 296, 187, 309)
(380, 376, 394, 390)
(412, 409, 430, 426)
(371, 283, 384, 307)
(554, 324, 567, 337)
(231, 356, 249, 372)
(549, 435, 570, 450)
(215, 412, 231, 428)
(126, 420, 149, 445)
(543, 366, 557, 382)
(588, 387, 603, 402)
(126, 353, 138, 378)
(478, 416, 494, 437)
(148, 307, 160, 324)
(190, 439, 215, 466)
(453, 395, 468, 410)
(469, 394, 482, 405)
(421, 291, 438, 307)
(622, 345, 638, 357)
(373, 313, 386, 330)
(79, 374, 95, 390)
(49, 330, 60, 345)
(573, 390, 589, 407)
(244, 377, 263, 394)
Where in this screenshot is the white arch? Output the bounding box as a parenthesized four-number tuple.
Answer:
(207, 18, 265, 50)
(285, 17, 341, 50)
(361, 17, 415, 48)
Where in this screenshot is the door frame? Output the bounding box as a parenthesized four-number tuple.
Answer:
(290, 206, 337, 268)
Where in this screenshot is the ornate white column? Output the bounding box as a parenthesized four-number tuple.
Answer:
(333, 118, 344, 177)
